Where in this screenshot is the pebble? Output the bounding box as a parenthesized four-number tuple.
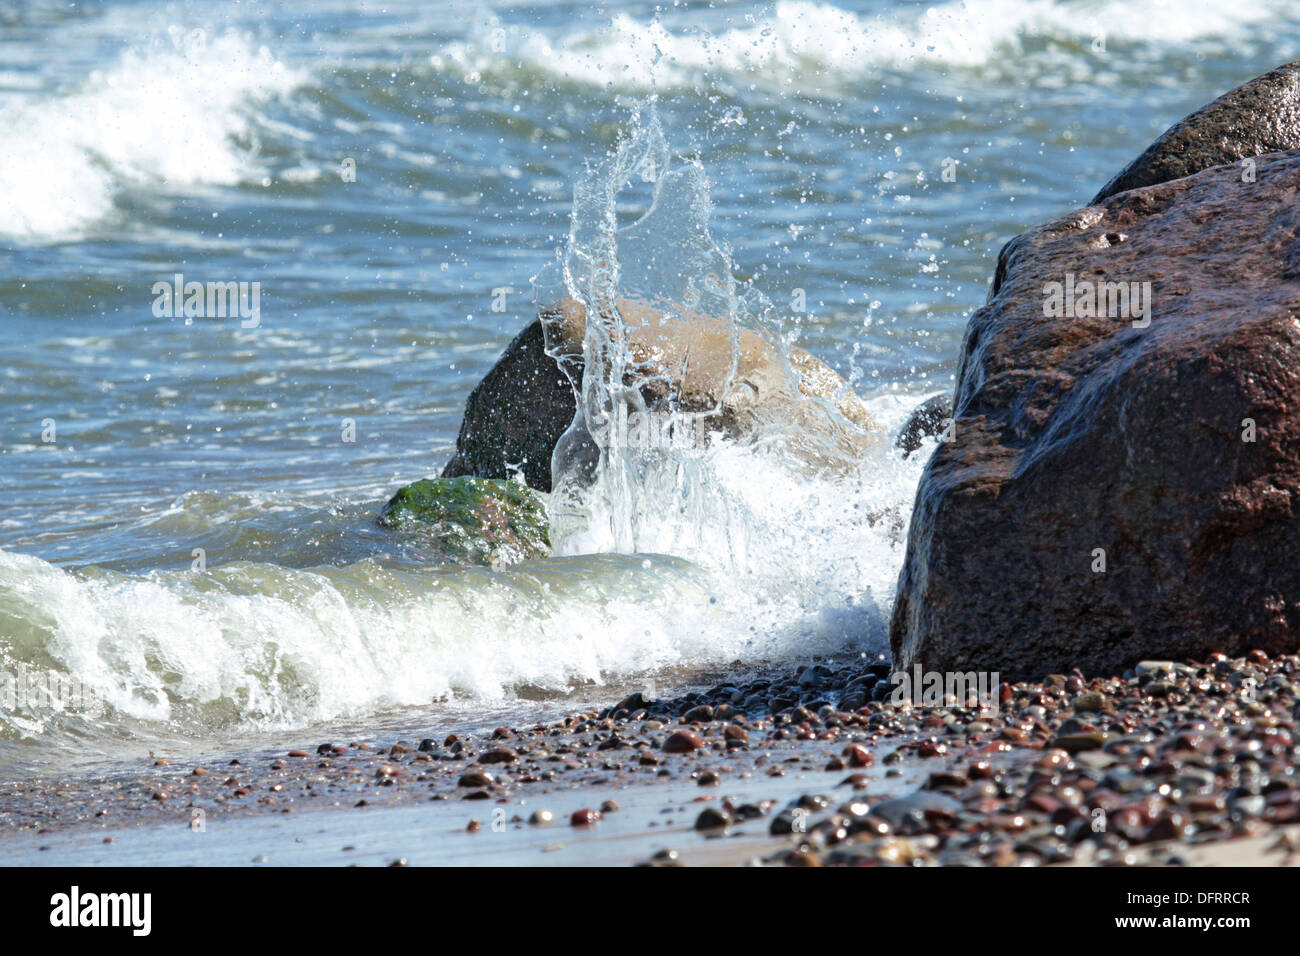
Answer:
(723, 725, 749, 744)
(844, 744, 874, 768)
(695, 807, 731, 830)
(663, 730, 704, 753)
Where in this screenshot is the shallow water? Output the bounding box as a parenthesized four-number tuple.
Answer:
(3, 0, 1299, 770)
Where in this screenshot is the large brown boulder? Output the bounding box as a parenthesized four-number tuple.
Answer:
(1092, 60, 1300, 203)
(443, 298, 878, 490)
(891, 150, 1300, 681)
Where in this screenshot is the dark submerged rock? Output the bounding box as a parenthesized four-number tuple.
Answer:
(895, 393, 953, 457)
(441, 300, 879, 492)
(440, 321, 575, 492)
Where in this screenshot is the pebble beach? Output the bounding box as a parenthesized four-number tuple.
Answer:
(4, 649, 1297, 867)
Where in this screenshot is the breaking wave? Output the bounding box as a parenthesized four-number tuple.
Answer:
(0, 29, 303, 242)
(431, 0, 1291, 94)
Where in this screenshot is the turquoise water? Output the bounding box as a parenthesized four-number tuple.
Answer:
(2, 0, 1298, 766)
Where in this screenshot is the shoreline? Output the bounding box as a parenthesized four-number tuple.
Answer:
(3, 650, 1297, 866)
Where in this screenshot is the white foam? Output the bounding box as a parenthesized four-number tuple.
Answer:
(0, 29, 303, 242)
(0, 548, 724, 733)
(533, 107, 929, 671)
(0, 390, 930, 745)
(433, 0, 1291, 92)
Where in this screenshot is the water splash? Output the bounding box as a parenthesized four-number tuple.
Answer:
(529, 108, 922, 692)
(537, 108, 738, 556)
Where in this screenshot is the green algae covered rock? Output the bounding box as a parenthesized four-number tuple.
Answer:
(377, 476, 550, 567)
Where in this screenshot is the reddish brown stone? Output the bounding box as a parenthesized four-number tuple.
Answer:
(1093, 61, 1300, 203)
(663, 730, 704, 753)
(844, 744, 874, 767)
(892, 150, 1300, 680)
(722, 724, 749, 744)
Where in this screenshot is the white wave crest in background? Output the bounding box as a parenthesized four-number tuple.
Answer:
(0, 29, 302, 242)
(432, 0, 1289, 92)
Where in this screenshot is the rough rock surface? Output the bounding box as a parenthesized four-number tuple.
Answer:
(1092, 60, 1300, 203)
(896, 393, 953, 457)
(440, 321, 575, 492)
(891, 150, 1300, 681)
(443, 298, 877, 490)
(378, 475, 549, 566)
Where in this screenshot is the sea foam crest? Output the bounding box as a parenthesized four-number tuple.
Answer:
(0, 29, 302, 242)
(433, 0, 1290, 92)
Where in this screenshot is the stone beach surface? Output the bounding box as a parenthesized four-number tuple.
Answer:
(3, 649, 1299, 866)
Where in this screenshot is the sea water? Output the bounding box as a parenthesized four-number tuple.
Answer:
(1, 0, 1296, 771)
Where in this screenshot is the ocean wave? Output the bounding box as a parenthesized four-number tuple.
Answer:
(431, 0, 1291, 93)
(0, 384, 930, 753)
(0, 29, 304, 242)
(0, 548, 712, 737)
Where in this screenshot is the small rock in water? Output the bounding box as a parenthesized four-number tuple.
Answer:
(844, 744, 874, 768)
(1073, 690, 1108, 713)
(695, 807, 731, 831)
(1053, 731, 1113, 753)
(723, 725, 749, 744)
(663, 730, 704, 753)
